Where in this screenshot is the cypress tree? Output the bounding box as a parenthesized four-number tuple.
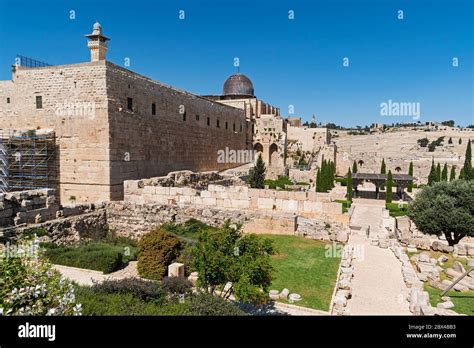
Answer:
(441, 163, 448, 181)
(459, 167, 465, 179)
(462, 140, 472, 180)
(347, 168, 353, 202)
(436, 163, 441, 182)
(407, 161, 413, 192)
(352, 160, 358, 174)
(428, 159, 437, 186)
(449, 166, 456, 181)
(316, 168, 321, 192)
(386, 170, 393, 203)
(380, 159, 386, 189)
(321, 160, 327, 192)
(248, 153, 266, 189)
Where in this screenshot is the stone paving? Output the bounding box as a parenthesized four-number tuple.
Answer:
(54, 261, 139, 286)
(345, 204, 411, 315)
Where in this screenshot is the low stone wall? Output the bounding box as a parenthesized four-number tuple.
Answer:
(124, 177, 346, 222)
(106, 201, 297, 239)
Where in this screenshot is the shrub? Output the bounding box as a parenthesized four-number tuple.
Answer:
(42, 242, 125, 273)
(161, 277, 193, 296)
(91, 278, 165, 303)
(188, 292, 246, 316)
(75, 286, 189, 316)
(137, 228, 183, 280)
(0, 237, 81, 316)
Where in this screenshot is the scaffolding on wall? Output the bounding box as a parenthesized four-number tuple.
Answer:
(0, 130, 58, 193)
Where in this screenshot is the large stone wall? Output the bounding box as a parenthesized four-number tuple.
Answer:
(105, 62, 248, 200)
(0, 62, 110, 202)
(0, 61, 248, 202)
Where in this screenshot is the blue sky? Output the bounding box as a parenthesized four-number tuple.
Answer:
(0, 0, 472, 126)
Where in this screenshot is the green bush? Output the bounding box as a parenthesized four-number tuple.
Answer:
(42, 242, 125, 273)
(161, 276, 193, 299)
(91, 278, 165, 303)
(137, 228, 183, 280)
(1, 238, 81, 316)
(75, 285, 189, 316)
(264, 175, 293, 189)
(188, 292, 246, 316)
(162, 218, 216, 244)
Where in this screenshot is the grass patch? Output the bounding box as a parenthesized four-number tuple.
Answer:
(264, 176, 293, 189)
(409, 249, 474, 315)
(263, 235, 340, 311)
(424, 284, 474, 316)
(336, 199, 351, 213)
(42, 241, 137, 273)
(161, 218, 217, 244)
(335, 177, 347, 186)
(386, 202, 409, 217)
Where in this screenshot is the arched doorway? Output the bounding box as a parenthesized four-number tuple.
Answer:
(269, 143, 278, 165)
(253, 143, 263, 160)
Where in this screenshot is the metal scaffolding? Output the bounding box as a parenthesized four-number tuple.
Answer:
(0, 130, 58, 193)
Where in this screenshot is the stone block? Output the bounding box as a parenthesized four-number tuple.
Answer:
(168, 262, 185, 278)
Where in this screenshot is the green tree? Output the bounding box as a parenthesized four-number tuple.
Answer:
(380, 158, 386, 189)
(449, 166, 456, 181)
(248, 154, 266, 189)
(462, 140, 472, 180)
(441, 163, 448, 181)
(386, 170, 393, 203)
(407, 161, 414, 192)
(315, 168, 322, 192)
(352, 160, 358, 174)
(428, 159, 437, 185)
(192, 222, 275, 304)
(408, 180, 474, 246)
(459, 167, 465, 179)
(436, 163, 441, 182)
(346, 168, 353, 202)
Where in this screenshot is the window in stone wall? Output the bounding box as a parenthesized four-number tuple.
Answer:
(152, 103, 156, 115)
(36, 96, 42, 109)
(240, 124, 243, 132)
(225, 121, 228, 130)
(196, 114, 200, 121)
(217, 119, 220, 128)
(183, 111, 187, 121)
(233, 123, 236, 132)
(7, 97, 10, 103)
(207, 117, 210, 126)
(127, 97, 133, 111)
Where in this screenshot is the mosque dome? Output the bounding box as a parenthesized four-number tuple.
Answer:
(223, 73, 254, 96)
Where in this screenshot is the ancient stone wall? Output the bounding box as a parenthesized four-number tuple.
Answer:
(106, 201, 297, 238)
(123, 174, 346, 221)
(0, 61, 250, 202)
(105, 62, 248, 200)
(0, 62, 110, 202)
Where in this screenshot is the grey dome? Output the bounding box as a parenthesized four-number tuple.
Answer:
(223, 73, 254, 96)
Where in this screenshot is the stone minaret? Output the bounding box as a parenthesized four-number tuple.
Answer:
(85, 22, 110, 62)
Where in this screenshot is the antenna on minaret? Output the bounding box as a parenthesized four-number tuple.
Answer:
(237, 66, 240, 74)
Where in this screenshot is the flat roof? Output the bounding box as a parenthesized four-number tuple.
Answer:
(351, 173, 415, 181)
